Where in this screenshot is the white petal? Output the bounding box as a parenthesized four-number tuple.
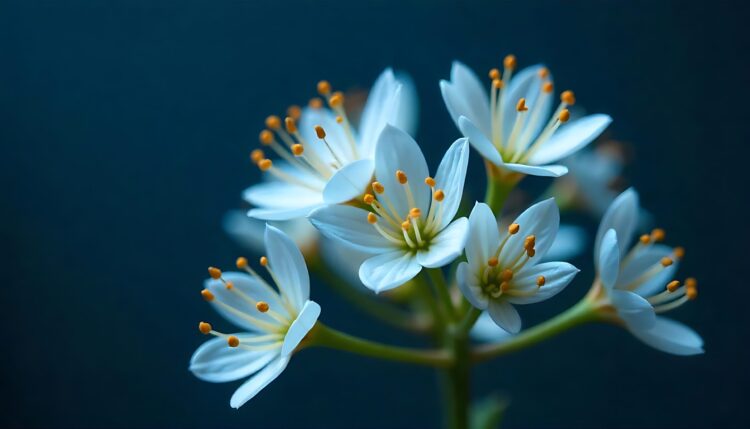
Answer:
(610, 289, 656, 330)
(190, 336, 279, 383)
(440, 62, 491, 135)
(629, 317, 704, 356)
(247, 204, 324, 221)
(432, 138, 470, 229)
(470, 311, 513, 343)
(487, 299, 522, 334)
(456, 261, 489, 310)
(529, 114, 612, 165)
(597, 229, 620, 290)
(205, 272, 288, 331)
(374, 125, 431, 216)
(243, 181, 324, 210)
(323, 159, 375, 204)
(359, 251, 422, 293)
(230, 355, 290, 408)
(594, 188, 639, 259)
(223, 212, 319, 256)
(507, 262, 579, 305)
(308, 205, 394, 253)
(458, 116, 503, 166)
(618, 244, 677, 296)
(417, 217, 469, 268)
(465, 202, 501, 267)
(318, 237, 370, 289)
(501, 162, 568, 177)
(499, 198, 560, 267)
(544, 224, 587, 262)
(501, 65, 548, 142)
(265, 225, 309, 309)
(281, 300, 321, 356)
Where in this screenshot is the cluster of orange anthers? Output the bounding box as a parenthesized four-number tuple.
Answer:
(480, 222, 541, 298)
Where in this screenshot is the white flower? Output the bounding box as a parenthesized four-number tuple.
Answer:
(223, 210, 319, 256)
(190, 225, 321, 408)
(457, 200, 579, 333)
(440, 57, 612, 177)
(470, 312, 513, 343)
(594, 188, 703, 355)
(309, 125, 470, 293)
(245, 69, 418, 220)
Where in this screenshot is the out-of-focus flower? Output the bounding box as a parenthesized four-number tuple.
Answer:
(457, 201, 579, 333)
(245, 69, 418, 220)
(223, 210, 319, 256)
(190, 225, 321, 408)
(593, 189, 703, 355)
(441, 57, 611, 178)
(309, 125, 470, 293)
(470, 311, 513, 343)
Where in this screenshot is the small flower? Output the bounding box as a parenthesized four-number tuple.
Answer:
(309, 125, 470, 293)
(190, 225, 321, 408)
(440, 57, 612, 177)
(593, 188, 703, 355)
(245, 69, 418, 220)
(457, 200, 579, 333)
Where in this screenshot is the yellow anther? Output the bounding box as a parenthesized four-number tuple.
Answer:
(639, 234, 651, 245)
(225, 281, 234, 290)
(492, 79, 503, 89)
(227, 336, 240, 347)
(527, 249, 536, 257)
(285, 117, 297, 133)
(667, 280, 681, 292)
(401, 220, 410, 230)
(317, 80, 331, 95)
(250, 149, 265, 164)
(685, 277, 697, 288)
(363, 194, 375, 204)
(208, 267, 222, 279)
(516, 98, 529, 112)
(542, 81, 554, 93)
(488, 257, 499, 267)
(308, 97, 323, 109)
(291, 144, 304, 156)
(260, 256, 268, 267)
(500, 281, 511, 292)
(536, 275, 546, 287)
(256, 301, 269, 313)
(336, 115, 343, 123)
(434, 190, 445, 202)
(409, 208, 422, 218)
(651, 228, 666, 242)
(508, 223, 520, 235)
(686, 286, 698, 300)
(287, 105, 301, 120)
(236, 257, 248, 269)
(425, 177, 436, 187)
(258, 159, 272, 171)
(661, 257, 673, 267)
(199, 322, 212, 334)
(523, 235, 536, 250)
(259, 129, 274, 145)
(561, 90, 576, 105)
(314, 125, 326, 139)
(559, 109, 571, 123)
(265, 115, 281, 129)
(396, 170, 408, 184)
(201, 289, 215, 302)
(501, 269, 514, 281)
(488, 68, 501, 80)
(372, 182, 385, 194)
(673, 246, 685, 260)
(503, 54, 517, 70)
(367, 212, 377, 224)
(538, 67, 550, 79)
(329, 92, 344, 108)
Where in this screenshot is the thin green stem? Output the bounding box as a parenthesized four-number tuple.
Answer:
(426, 268, 456, 321)
(458, 306, 481, 334)
(441, 333, 471, 429)
(472, 298, 599, 363)
(309, 323, 452, 368)
(416, 271, 446, 330)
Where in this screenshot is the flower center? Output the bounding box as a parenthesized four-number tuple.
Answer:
(479, 222, 541, 298)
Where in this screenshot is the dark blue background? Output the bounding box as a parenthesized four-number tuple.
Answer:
(2, 1, 748, 427)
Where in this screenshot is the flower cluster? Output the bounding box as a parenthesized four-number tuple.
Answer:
(190, 56, 703, 423)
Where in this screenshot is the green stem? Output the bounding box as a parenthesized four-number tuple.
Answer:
(472, 298, 598, 363)
(458, 306, 481, 333)
(309, 323, 452, 368)
(483, 161, 521, 214)
(441, 333, 471, 429)
(426, 268, 456, 321)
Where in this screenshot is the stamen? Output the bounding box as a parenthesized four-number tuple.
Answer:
(250, 149, 265, 164)
(396, 170, 408, 184)
(503, 54, 517, 70)
(317, 80, 331, 95)
(536, 276, 546, 287)
(500, 281, 511, 292)
(651, 228, 666, 242)
(559, 109, 571, 123)
(329, 92, 344, 108)
(488, 257, 499, 267)
(201, 289, 215, 301)
(309, 98, 323, 109)
(315, 125, 326, 139)
(508, 223, 520, 234)
(336, 115, 343, 123)
(673, 246, 685, 260)
(667, 280, 681, 292)
(501, 269, 513, 281)
(434, 190, 445, 201)
(492, 79, 503, 89)
(409, 208, 422, 218)
(561, 90, 576, 105)
(259, 130, 274, 146)
(542, 82, 553, 93)
(284, 117, 297, 134)
(260, 256, 268, 267)
(639, 234, 651, 245)
(287, 105, 301, 120)
(372, 182, 385, 194)
(367, 212, 377, 224)
(208, 267, 222, 279)
(538, 67, 550, 78)
(225, 281, 234, 290)
(425, 177, 436, 187)
(364, 194, 375, 204)
(291, 144, 304, 156)
(258, 159, 272, 171)
(199, 322, 212, 334)
(227, 336, 240, 347)
(256, 301, 270, 313)
(488, 68, 501, 80)
(265, 115, 281, 130)
(516, 98, 529, 112)
(661, 257, 673, 267)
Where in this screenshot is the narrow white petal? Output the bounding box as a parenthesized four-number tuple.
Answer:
(243, 182, 324, 209)
(223, 213, 319, 257)
(501, 65, 548, 142)
(501, 162, 568, 177)
(456, 261, 489, 310)
(190, 336, 279, 383)
(597, 229, 620, 290)
(506, 262, 579, 305)
(594, 188, 639, 260)
(470, 311, 513, 343)
(205, 272, 288, 331)
(417, 217, 469, 268)
(610, 289, 656, 330)
(230, 355, 290, 408)
(465, 202, 501, 267)
(629, 317, 704, 356)
(308, 205, 394, 253)
(281, 300, 321, 356)
(265, 225, 309, 309)
(247, 204, 324, 221)
(487, 299, 522, 334)
(323, 159, 375, 204)
(432, 138, 470, 229)
(359, 251, 422, 293)
(529, 114, 612, 165)
(618, 244, 677, 296)
(499, 198, 560, 267)
(440, 62, 491, 134)
(458, 116, 503, 166)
